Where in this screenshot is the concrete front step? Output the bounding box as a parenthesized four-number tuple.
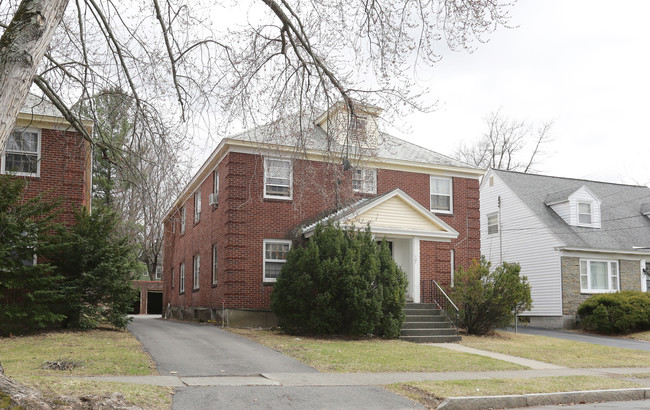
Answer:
(403, 308, 444, 316)
(400, 335, 462, 343)
(404, 314, 448, 322)
(402, 321, 452, 330)
(401, 328, 457, 336)
(404, 302, 438, 310)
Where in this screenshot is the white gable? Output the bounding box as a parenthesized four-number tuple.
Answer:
(348, 196, 444, 233)
(568, 185, 601, 228)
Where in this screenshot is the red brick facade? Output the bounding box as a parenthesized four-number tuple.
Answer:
(163, 150, 481, 312)
(2, 127, 92, 224)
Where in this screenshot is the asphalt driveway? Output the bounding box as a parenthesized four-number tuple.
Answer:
(504, 326, 650, 352)
(128, 315, 423, 409)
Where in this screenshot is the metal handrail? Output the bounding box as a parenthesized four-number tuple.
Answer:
(421, 279, 459, 331)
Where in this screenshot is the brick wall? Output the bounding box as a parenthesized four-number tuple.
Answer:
(2, 127, 90, 225)
(163, 151, 481, 311)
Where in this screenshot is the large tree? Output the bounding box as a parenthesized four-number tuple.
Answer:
(454, 109, 553, 172)
(0, 0, 514, 156)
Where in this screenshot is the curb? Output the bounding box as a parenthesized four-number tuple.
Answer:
(437, 388, 650, 409)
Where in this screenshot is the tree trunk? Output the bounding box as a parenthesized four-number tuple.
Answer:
(0, 0, 70, 149)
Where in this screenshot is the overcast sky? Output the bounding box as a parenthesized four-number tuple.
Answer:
(400, 0, 650, 185)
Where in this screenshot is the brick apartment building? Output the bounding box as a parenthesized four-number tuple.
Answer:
(1, 94, 92, 223)
(163, 102, 483, 326)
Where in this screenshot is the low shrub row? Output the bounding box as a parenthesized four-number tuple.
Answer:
(577, 291, 650, 334)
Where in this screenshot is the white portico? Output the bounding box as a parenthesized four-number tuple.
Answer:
(302, 189, 459, 303)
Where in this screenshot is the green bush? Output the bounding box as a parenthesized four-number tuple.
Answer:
(577, 291, 650, 334)
(270, 223, 406, 338)
(452, 257, 532, 335)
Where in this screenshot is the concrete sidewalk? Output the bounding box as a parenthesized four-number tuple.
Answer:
(81, 366, 650, 387)
(504, 326, 650, 352)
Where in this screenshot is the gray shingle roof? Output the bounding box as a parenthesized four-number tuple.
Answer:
(226, 115, 478, 169)
(19, 94, 62, 118)
(494, 169, 650, 251)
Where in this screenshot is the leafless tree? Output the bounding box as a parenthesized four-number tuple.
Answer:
(454, 109, 553, 172)
(0, 0, 515, 154)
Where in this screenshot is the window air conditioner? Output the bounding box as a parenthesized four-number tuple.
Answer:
(209, 193, 218, 206)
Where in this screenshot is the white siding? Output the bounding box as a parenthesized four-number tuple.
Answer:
(350, 196, 443, 232)
(569, 186, 601, 228)
(480, 171, 564, 316)
(550, 201, 570, 224)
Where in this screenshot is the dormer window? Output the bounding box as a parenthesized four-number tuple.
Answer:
(578, 202, 592, 225)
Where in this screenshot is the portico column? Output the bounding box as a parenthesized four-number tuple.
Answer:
(412, 237, 420, 303)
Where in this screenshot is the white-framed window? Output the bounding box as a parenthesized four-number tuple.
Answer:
(212, 243, 218, 285)
(171, 267, 175, 289)
(580, 259, 619, 293)
(194, 191, 201, 223)
(180, 207, 186, 234)
(352, 168, 377, 194)
(193, 254, 200, 290)
(2, 128, 41, 177)
(264, 158, 292, 199)
(179, 262, 185, 293)
(263, 239, 291, 282)
(155, 265, 162, 280)
(350, 115, 367, 136)
(578, 202, 592, 225)
(487, 212, 499, 235)
(213, 170, 219, 204)
(430, 176, 452, 213)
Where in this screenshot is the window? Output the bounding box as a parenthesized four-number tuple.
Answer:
(171, 267, 175, 289)
(351, 115, 367, 136)
(179, 262, 185, 293)
(212, 170, 219, 205)
(193, 254, 200, 290)
(263, 239, 291, 282)
(352, 168, 376, 194)
(430, 177, 452, 213)
(194, 191, 201, 223)
(487, 213, 499, 235)
(2, 128, 40, 176)
(264, 158, 292, 199)
(180, 207, 186, 234)
(155, 265, 162, 280)
(580, 259, 619, 293)
(578, 202, 592, 225)
(212, 244, 218, 285)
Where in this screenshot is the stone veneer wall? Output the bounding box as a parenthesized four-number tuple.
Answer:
(561, 256, 643, 316)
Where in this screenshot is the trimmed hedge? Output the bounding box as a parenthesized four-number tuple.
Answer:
(577, 291, 650, 334)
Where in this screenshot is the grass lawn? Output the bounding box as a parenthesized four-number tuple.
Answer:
(629, 330, 650, 342)
(462, 331, 650, 368)
(227, 328, 524, 372)
(389, 376, 644, 408)
(0, 327, 171, 409)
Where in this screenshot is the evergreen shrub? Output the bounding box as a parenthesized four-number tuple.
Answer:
(270, 223, 406, 338)
(577, 291, 650, 334)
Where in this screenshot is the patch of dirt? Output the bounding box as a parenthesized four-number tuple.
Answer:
(43, 360, 83, 371)
(393, 385, 442, 410)
(0, 363, 140, 409)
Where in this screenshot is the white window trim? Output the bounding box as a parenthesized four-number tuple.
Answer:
(430, 176, 453, 214)
(180, 207, 186, 234)
(577, 201, 593, 226)
(263, 157, 293, 200)
(352, 168, 377, 194)
(179, 262, 185, 293)
(263, 239, 291, 282)
(193, 254, 200, 290)
(487, 212, 499, 235)
(580, 259, 619, 293)
(642, 260, 649, 292)
(155, 265, 162, 280)
(213, 170, 219, 204)
(1, 128, 41, 177)
(194, 191, 201, 223)
(212, 243, 218, 285)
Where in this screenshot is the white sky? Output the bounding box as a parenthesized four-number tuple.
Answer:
(402, 0, 650, 185)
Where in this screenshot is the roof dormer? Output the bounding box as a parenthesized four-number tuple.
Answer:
(546, 185, 601, 228)
(315, 100, 382, 149)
